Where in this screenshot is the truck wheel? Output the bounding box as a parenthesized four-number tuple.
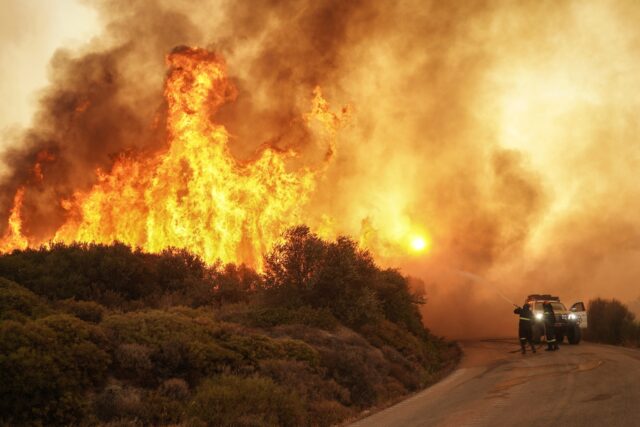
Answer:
(568, 325, 581, 344)
(532, 325, 543, 344)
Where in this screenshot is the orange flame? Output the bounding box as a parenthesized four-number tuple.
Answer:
(0, 188, 28, 253)
(0, 47, 432, 267)
(0, 47, 344, 267)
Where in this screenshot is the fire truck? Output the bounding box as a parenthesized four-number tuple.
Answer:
(524, 294, 587, 344)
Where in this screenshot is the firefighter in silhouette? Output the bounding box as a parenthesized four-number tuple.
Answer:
(514, 303, 536, 354)
(543, 302, 559, 351)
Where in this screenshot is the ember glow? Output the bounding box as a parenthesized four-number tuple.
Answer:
(0, 187, 28, 253)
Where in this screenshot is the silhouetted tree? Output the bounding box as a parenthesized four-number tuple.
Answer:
(211, 263, 262, 306)
(263, 226, 327, 306)
(587, 298, 637, 345)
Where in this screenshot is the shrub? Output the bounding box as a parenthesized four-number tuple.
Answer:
(104, 310, 244, 381)
(587, 298, 639, 345)
(159, 378, 190, 400)
(95, 383, 188, 425)
(181, 339, 244, 379)
(307, 400, 353, 427)
(223, 333, 319, 366)
(59, 299, 106, 323)
(222, 306, 339, 331)
(94, 384, 144, 422)
(263, 226, 327, 307)
(259, 359, 352, 409)
(262, 227, 425, 331)
(373, 269, 426, 337)
(189, 376, 307, 427)
(363, 320, 424, 364)
(0, 237, 457, 426)
(150, 339, 193, 380)
(319, 346, 387, 407)
(0, 278, 49, 321)
(279, 339, 320, 365)
(138, 389, 187, 425)
(114, 343, 154, 384)
(0, 242, 214, 307)
(212, 262, 262, 306)
(0, 315, 110, 425)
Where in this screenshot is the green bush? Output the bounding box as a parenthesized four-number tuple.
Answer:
(94, 384, 144, 422)
(307, 399, 353, 427)
(0, 235, 456, 426)
(95, 382, 189, 425)
(0, 315, 110, 425)
(58, 298, 106, 323)
(587, 298, 639, 345)
(224, 306, 339, 331)
(158, 378, 190, 400)
(0, 242, 214, 306)
(114, 343, 154, 384)
(138, 389, 187, 425)
(189, 376, 307, 427)
(263, 226, 425, 331)
(103, 310, 217, 347)
(103, 310, 243, 382)
(0, 278, 49, 321)
(259, 359, 352, 416)
(319, 346, 386, 407)
(211, 262, 262, 306)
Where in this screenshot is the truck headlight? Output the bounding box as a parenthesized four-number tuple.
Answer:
(568, 313, 577, 320)
(535, 313, 543, 320)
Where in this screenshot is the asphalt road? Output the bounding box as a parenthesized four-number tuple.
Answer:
(351, 339, 640, 427)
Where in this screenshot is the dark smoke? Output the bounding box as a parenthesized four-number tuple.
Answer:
(4, 0, 639, 338)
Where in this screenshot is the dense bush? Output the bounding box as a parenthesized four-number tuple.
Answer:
(586, 298, 640, 346)
(221, 305, 339, 330)
(189, 376, 307, 426)
(0, 243, 216, 307)
(264, 226, 426, 331)
(58, 298, 106, 323)
(0, 278, 50, 321)
(0, 314, 110, 425)
(0, 229, 458, 426)
(211, 262, 262, 306)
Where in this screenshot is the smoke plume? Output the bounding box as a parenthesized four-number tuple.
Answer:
(2, 0, 640, 337)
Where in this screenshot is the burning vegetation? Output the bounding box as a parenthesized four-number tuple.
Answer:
(0, 47, 348, 268)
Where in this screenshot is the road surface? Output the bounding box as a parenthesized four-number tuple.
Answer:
(351, 339, 640, 427)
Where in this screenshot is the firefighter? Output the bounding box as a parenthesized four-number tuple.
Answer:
(543, 302, 559, 351)
(514, 303, 536, 354)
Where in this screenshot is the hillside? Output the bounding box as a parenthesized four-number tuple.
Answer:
(0, 226, 459, 426)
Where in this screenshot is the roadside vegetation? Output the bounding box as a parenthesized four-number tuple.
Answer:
(0, 226, 459, 426)
(585, 297, 640, 347)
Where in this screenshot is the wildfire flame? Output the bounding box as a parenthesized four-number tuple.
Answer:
(0, 188, 28, 253)
(1, 47, 347, 267)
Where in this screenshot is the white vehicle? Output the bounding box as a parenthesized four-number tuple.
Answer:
(524, 294, 588, 344)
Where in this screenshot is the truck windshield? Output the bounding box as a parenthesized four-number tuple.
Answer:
(551, 302, 566, 312)
(535, 302, 543, 311)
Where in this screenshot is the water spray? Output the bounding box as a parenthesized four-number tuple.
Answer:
(453, 269, 520, 308)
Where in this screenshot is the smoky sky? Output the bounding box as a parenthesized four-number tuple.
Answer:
(2, 0, 640, 337)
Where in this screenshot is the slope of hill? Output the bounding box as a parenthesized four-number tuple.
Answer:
(0, 226, 459, 426)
